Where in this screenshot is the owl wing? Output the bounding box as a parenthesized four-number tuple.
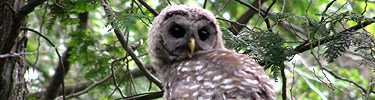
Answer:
(164, 50, 275, 100)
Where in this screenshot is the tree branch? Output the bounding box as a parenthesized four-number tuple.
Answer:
(278, 21, 306, 40)
(203, 0, 208, 9)
(217, 17, 253, 31)
(281, 65, 287, 100)
(293, 17, 375, 54)
(234, 0, 273, 32)
(62, 64, 122, 99)
(137, 0, 159, 16)
(310, 42, 369, 98)
(19, 27, 67, 100)
(42, 47, 71, 100)
(28, 81, 90, 99)
(0, 0, 47, 67)
(19, 28, 55, 47)
(29, 64, 154, 99)
(42, 11, 88, 100)
(228, 0, 266, 34)
(117, 91, 163, 100)
(0, 49, 50, 58)
(101, 0, 163, 89)
(15, 0, 47, 22)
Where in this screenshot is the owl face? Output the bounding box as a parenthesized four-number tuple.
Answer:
(148, 6, 275, 99)
(148, 5, 225, 64)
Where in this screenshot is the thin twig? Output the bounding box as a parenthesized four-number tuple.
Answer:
(61, 65, 122, 99)
(108, 49, 145, 99)
(289, 63, 295, 100)
(280, 20, 306, 40)
(280, 0, 285, 13)
(302, 1, 314, 100)
(137, 0, 159, 16)
(333, 0, 349, 16)
(361, 0, 368, 16)
(117, 91, 163, 100)
(312, 69, 353, 99)
(21, 28, 66, 99)
(321, 66, 368, 94)
(264, 0, 276, 18)
(214, 0, 231, 15)
(306, 0, 369, 95)
(133, 1, 152, 25)
(20, 28, 54, 47)
(110, 59, 126, 98)
(203, 0, 208, 9)
(321, 0, 336, 22)
(113, 29, 162, 88)
(216, 17, 254, 32)
(293, 17, 375, 54)
(367, 77, 375, 99)
(101, 0, 163, 89)
(53, 0, 63, 8)
(281, 65, 287, 100)
(0, 49, 50, 58)
(234, 0, 273, 32)
(167, 0, 172, 5)
(33, 0, 48, 74)
(312, 69, 333, 89)
(235, 0, 264, 15)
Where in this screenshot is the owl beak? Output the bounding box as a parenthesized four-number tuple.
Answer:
(187, 37, 195, 57)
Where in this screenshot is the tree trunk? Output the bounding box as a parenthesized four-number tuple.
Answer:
(0, 0, 28, 99)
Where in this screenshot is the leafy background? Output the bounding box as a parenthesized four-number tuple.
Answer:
(18, 0, 375, 99)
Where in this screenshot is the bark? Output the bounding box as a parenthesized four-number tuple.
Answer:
(0, 0, 27, 99)
(0, 0, 46, 99)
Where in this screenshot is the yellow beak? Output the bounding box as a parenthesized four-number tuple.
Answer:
(187, 37, 195, 57)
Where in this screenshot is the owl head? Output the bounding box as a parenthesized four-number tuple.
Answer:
(148, 5, 225, 67)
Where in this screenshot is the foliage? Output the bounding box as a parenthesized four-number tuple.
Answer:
(18, 0, 375, 99)
(223, 28, 295, 78)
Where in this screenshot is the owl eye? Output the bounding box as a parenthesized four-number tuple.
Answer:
(169, 24, 186, 38)
(198, 28, 209, 41)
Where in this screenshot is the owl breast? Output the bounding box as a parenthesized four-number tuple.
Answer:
(162, 50, 275, 100)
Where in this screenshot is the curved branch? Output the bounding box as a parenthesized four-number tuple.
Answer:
(19, 27, 67, 100)
(20, 28, 55, 47)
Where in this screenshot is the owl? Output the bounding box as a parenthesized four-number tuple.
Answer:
(147, 5, 275, 100)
